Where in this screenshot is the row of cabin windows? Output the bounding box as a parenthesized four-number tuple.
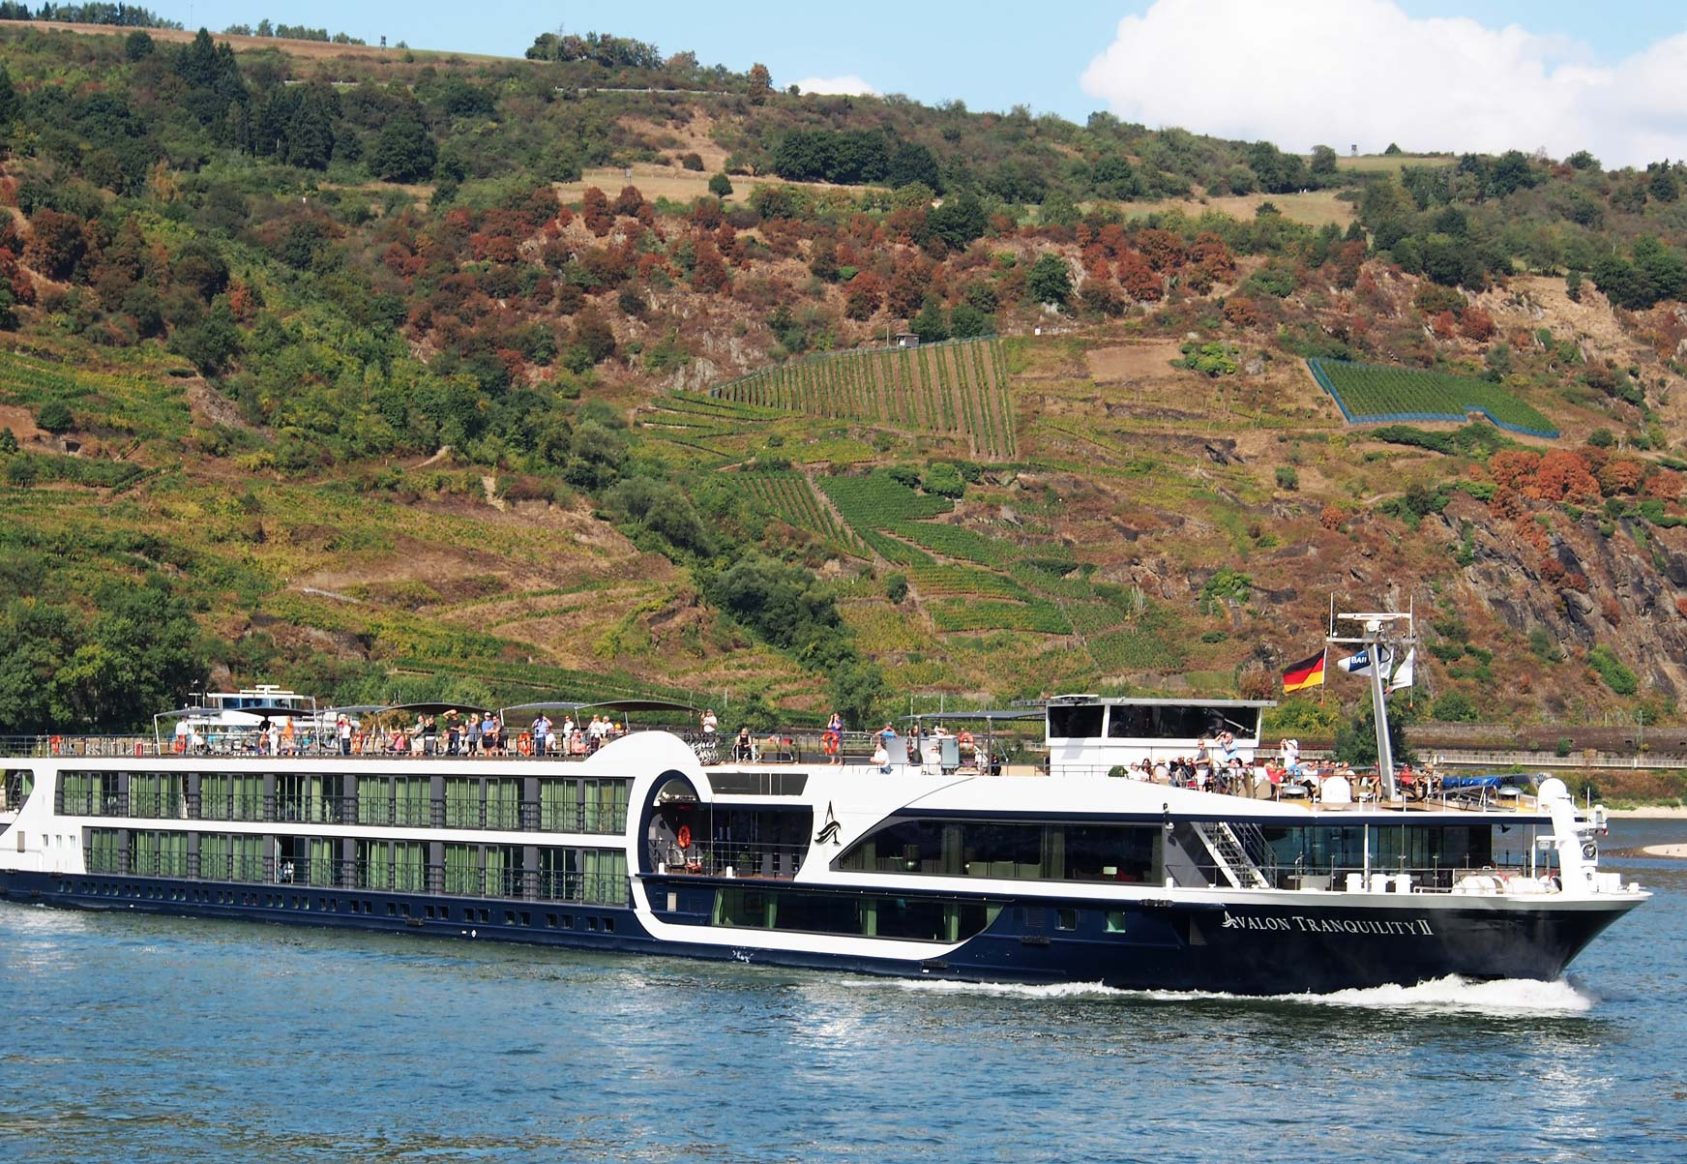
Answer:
(66, 881, 622, 934)
(55, 772, 629, 834)
(84, 828, 627, 904)
(714, 886, 1002, 944)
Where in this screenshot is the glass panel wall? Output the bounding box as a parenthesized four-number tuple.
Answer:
(87, 827, 124, 873)
(199, 833, 266, 881)
(834, 818, 1158, 883)
(200, 774, 264, 821)
(132, 831, 189, 877)
(129, 773, 185, 819)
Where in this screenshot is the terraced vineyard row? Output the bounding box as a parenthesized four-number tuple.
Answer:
(1308, 358, 1559, 437)
(740, 472, 865, 556)
(709, 339, 1017, 459)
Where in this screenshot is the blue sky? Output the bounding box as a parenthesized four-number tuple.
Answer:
(154, 2, 1687, 164)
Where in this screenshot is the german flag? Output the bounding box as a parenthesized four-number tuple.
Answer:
(1281, 649, 1326, 694)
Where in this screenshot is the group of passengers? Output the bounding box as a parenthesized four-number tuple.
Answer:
(531, 712, 621, 758)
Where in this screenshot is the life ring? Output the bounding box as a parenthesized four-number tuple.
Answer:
(822, 732, 838, 756)
(676, 825, 692, 850)
(1581, 840, 1598, 861)
(517, 733, 533, 756)
(50, 735, 62, 755)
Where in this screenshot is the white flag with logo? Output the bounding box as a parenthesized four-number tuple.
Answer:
(1386, 648, 1415, 694)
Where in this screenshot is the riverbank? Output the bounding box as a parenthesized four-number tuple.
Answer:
(1604, 806, 1687, 818)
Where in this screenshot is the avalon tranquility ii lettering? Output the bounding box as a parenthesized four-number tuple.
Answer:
(1221, 913, 1434, 936)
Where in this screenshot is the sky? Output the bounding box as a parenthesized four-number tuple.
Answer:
(152, 1, 1687, 166)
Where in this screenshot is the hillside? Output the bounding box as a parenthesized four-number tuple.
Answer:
(2, 22, 1687, 739)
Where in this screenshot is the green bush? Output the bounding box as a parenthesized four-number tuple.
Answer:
(1588, 644, 1638, 695)
(35, 400, 74, 434)
(1431, 690, 1479, 722)
(1274, 465, 1299, 490)
(885, 572, 909, 603)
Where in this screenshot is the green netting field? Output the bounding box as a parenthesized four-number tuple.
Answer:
(1307, 358, 1558, 438)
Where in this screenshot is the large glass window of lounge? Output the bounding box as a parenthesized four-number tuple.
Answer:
(834, 818, 1159, 883)
(1261, 824, 1492, 880)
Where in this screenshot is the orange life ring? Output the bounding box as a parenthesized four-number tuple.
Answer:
(822, 732, 838, 756)
(50, 735, 62, 755)
(676, 825, 692, 850)
(517, 733, 533, 756)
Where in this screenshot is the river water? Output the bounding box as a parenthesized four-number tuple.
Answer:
(1, 820, 1683, 1163)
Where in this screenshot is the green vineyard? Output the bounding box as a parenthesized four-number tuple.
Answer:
(1307, 358, 1559, 438)
(709, 339, 1018, 460)
(740, 472, 865, 556)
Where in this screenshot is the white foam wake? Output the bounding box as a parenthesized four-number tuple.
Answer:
(857, 974, 1595, 1014)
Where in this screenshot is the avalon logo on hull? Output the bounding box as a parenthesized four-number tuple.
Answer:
(815, 801, 842, 846)
(1221, 912, 1435, 937)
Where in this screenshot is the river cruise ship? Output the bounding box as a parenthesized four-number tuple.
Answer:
(0, 690, 1646, 994)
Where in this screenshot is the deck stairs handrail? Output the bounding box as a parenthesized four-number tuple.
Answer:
(1193, 820, 1272, 889)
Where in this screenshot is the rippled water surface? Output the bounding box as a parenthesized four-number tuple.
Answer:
(2, 821, 1684, 1162)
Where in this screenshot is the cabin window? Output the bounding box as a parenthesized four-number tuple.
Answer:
(485, 780, 521, 830)
(128, 773, 185, 819)
(276, 774, 338, 824)
(536, 778, 630, 834)
(58, 771, 115, 816)
(132, 831, 189, 877)
(1047, 705, 1104, 739)
(86, 828, 124, 874)
(199, 833, 266, 881)
(357, 840, 425, 892)
(535, 847, 627, 905)
(199, 773, 264, 822)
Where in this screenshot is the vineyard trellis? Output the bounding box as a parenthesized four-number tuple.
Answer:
(1307, 358, 1559, 438)
(706, 338, 1018, 459)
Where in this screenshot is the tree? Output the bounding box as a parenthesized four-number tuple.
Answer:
(1027, 252, 1072, 306)
(910, 298, 949, 343)
(708, 173, 733, 198)
(1335, 699, 1415, 768)
(927, 190, 987, 252)
(124, 30, 154, 60)
(36, 400, 74, 434)
(370, 114, 436, 183)
(747, 63, 772, 105)
(1310, 144, 1339, 176)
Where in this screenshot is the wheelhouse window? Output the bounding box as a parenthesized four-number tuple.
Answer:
(1047, 704, 1104, 740)
(1106, 704, 1237, 740)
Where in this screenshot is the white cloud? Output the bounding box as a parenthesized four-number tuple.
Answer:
(791, 74, 879, 97)
(1079, 0, 1687, 167)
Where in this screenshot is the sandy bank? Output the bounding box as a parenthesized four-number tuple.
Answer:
(1605, 806, 1687, 819)
(1638, 843, 1687, 858)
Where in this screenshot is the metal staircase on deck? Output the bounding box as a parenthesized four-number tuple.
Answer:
(1192, 821, 1272, 889)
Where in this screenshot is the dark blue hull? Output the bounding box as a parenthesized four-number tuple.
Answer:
(0, 871, 1634, 994)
